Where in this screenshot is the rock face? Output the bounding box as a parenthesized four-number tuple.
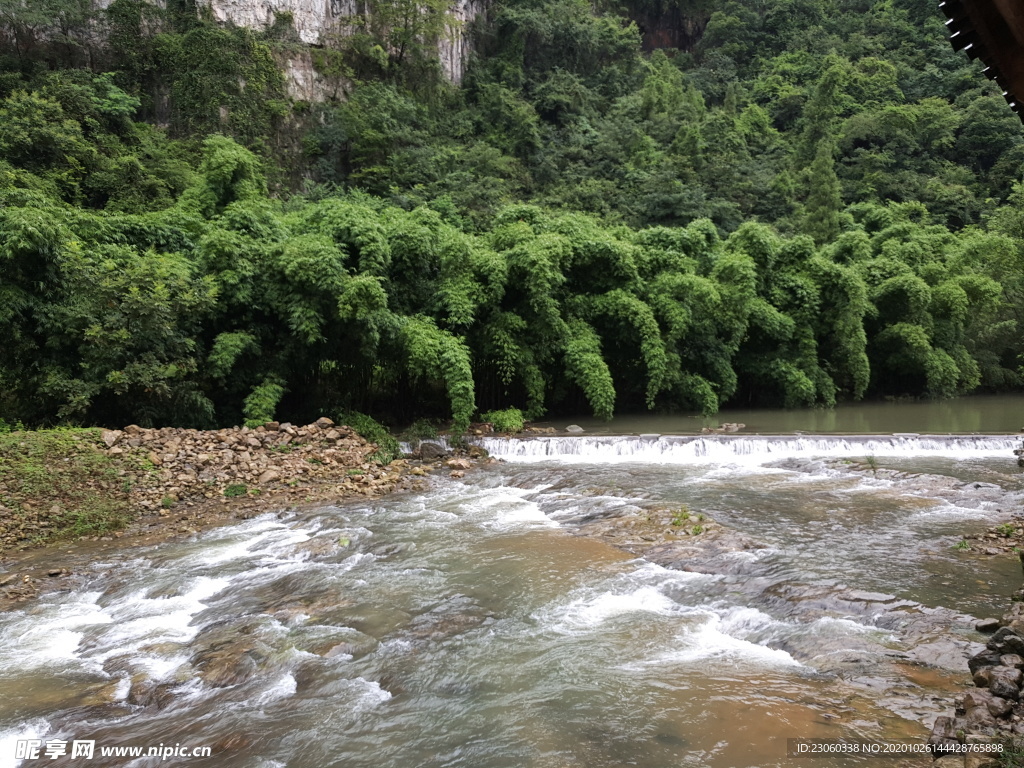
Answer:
(198, 0, 483, 89)
(85, 0, 485, 96)
(436, 0, 486, 84)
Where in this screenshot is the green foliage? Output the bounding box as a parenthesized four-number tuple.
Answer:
(670, 507, 690, 526)
(0, 428, 132, 547)
(402, 418, 439, 442)
(564, 320, 616, 420)
(481, 407, 525, 433)
(803, 141, 842, 245)
(223, 484, 248, 497)
(401, 316, 476, 434)
(242, 377, 286, 428)
(338, 411, 401, 464)
(1, 0, 1024, 432)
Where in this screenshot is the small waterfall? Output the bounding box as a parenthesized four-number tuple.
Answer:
(464, 434, 1020, 464)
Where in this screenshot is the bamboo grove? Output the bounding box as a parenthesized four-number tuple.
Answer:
(2, 134, 1022, 431)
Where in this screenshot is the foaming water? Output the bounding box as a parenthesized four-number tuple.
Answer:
(2, 433, 1021, 767)
(478, 434, 1018, 464)
(650, 609, 805, 668)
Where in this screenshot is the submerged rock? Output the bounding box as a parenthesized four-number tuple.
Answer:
(189, 619, 273, 689)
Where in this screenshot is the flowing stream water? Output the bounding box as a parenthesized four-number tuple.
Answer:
(3, 408, 1024, 767)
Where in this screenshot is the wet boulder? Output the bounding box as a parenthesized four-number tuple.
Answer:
(969, 649, 1004, 675)
(987, 626, 1017, 647)
(189, 618, 271, 688)
(193, 650, 258, 688)
(988, 696, 1013, 718)
(961, 705, 997, 733)
(989, 666, 1022, 700)
(418, 442, 449, 461)
(964, 689, 994, 709)
(974, 667, 994, 687)
(928, 715, 957, 755)
(988, 627, 1024, 655)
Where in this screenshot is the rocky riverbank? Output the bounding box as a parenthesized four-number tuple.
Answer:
(0, 422, 492, 607)
(959, 515, 1024, 557)
(927, 617, 1024, 767)
(927, 548, 1024, 767)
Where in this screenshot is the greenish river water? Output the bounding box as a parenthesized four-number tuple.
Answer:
(541, 393, 1024, 435)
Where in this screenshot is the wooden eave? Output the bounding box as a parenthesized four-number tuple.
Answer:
(941, 0, 1024, 120)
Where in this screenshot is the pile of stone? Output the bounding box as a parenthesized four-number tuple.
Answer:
(102, 418, 390, 510)
(928, 614, 1024, 766)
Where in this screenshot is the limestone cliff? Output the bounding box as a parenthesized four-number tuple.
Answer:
(195, 0, 485, 98)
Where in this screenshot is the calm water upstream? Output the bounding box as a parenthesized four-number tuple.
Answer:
(544, 393, 1024, 435)
(2, 398, 1024, 767)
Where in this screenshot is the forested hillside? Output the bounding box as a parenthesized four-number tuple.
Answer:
(1, 0, 1023, 431)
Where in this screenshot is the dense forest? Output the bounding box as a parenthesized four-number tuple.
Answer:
(1, 0, 1024, 432)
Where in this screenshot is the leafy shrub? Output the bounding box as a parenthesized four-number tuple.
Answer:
(480, 407, 525, 433)
(338, 411, 401, 464)
(401, 419, 439, 449)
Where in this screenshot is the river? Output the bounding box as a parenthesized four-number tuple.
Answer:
(2, 399, 1024, 767)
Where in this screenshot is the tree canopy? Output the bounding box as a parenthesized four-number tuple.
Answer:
(1, 0, 1023, 432)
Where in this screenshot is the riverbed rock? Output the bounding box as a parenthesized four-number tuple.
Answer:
(1007, 620, 1024, 638)
(929, 715, 955, 751)
(565, 425, 584, 433)
(418, 442, 449, 460)
(988, 696, 1013, 718)
(976, 618, 1001, 633)
(988, 627, 1024, 655)
(193, 649, 257, 687)
(989, 667, 1022, 700)
(963, 704, 998, 731)
(127, 674, 156, 706)
(257, 469, 280, 484)
(933, 757, 966, 768)
(80, 680, 125, 708)
(987, 627, 1018, 647)
(971, 649, 1006, 675)
(963, 690, 994, 713)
